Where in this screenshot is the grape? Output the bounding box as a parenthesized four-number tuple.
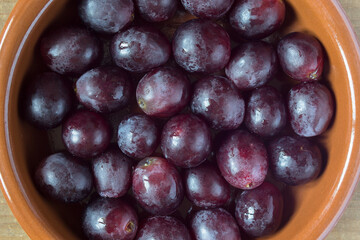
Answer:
(216, 130, 268, 189)
(277, 32, 324, 81)
(235, 182, 283, 237)
(161, 113, 211, 168)
(229, 0, 286, 40)
(111, 26, 171, 73)
(173, 19, 231, 73)
(288, 82, 334, 137)
(191, 75, 245, 130)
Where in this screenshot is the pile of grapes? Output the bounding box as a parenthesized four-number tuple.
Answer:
(22, 0, 334, 239)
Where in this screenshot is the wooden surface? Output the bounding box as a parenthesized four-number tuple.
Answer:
(0, 0, 360, 239)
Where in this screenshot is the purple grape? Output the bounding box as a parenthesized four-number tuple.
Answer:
(136, 216, 191, 240)
(132, 157, 184, 215)
(117, 115, 159, 159)
(268, 136, 322, 185)
(161, 113, 211, 168)
(92, 147, 132, 198)
(190, 208, 241, 240)
(245, 86, 286, 136)
(216, 130, 268, 189)
(23, 72, 73, 129)
(180, 0, 234, 19)
(235, 182, 283, 237)
(225, 41, 278, 90)
(83, 197, 138, 240)
(111, 26, 171, 73)
(184, 162, 231, 208)
(191, 75, 245, 130)
(135, 0, 178, 22)
(277, 32, 324, 81)
(62, 110, 111, 158)
(35, 152, 92, 203)
(79, 0, 134, 34)
(229, 0, 286, 40)
(288, 82, 334, 137)
(76, 66, 132, 113)
(173, 19, 231, 73)
(40, 27, 102, 76)
(136, 66, 190, 118)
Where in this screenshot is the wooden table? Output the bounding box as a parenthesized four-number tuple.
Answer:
(1, 0, 360, 239)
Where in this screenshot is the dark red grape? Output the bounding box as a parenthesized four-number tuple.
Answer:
(136, 216, 191, 240)
(288, 82, 334, 137)
(180, 0, 234, 19)
(35, 152, 92, 203)
(225, 41, 278, 90)
(83, 197, 138, 240)
(190, 208, 241, 240)
(76, 66, 132, 113)
(136, 66, 190, 118)
(23, 72, 73, 129)
(111, 26, 171, 73)
(268, 136, 322, 185)
(229, 0, 286, 40)
(132, 157, 184, 215)
(235, 182, 283, 237)
(191, 75, 245, 130)
(245, 86, 286, 136)
(135, 0, 178, 22)
(161, 113, 211, 168)
(184, 162, 231, 208)
(40, 27, 102, 76)
(117, 115, 159, 159)
(173, 19, 231, 73)
(277, 32, 324, 81)
(216, 130, 268, 189)
(79, 0, 134, 34)
(92, 147, 132, 198)
(62, 110, 111, 158)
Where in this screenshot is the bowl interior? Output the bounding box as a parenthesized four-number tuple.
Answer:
(2, 0, 360, 239)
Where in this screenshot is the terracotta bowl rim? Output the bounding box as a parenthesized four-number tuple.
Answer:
(0, 0, 360, 239)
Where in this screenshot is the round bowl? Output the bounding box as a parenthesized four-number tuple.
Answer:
(0, 0, 360, 239)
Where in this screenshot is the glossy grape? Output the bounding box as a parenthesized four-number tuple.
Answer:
(62, 110, 111, 158)
(117, 115, 159, 159)
(190, 208, 241, 240)
(79, 0, 134, 34)
(245, 86, 286, 136)
(225, 41, 278, 90)
(288, 82, 334, 137)
(135, 0, 178, 22)
(35, 152, 92, 203)
(92, 147, 132, 198)
(268, 136, 322, 185)
(180, 0, 234, 19)
(161, 113, 211, 168)
(132, 157, 184, 215)
(191, 75, 245, 130)
(216, 130, 268, 189)
(40, 27, 102, 76)
(76, 66, 132, 113)
(229, 0, 286, 40)
(277, 32, 324, 81)
(136, 216, 191, 240)
(83, 197, 138, 240)
(184, 162, 231, 208)
(173, 19, 231, 73)
(111, 26, 171, 73)
(136, 66, 190, 118)
(235, 182, 283, 237)
(23, 72, 73, 129)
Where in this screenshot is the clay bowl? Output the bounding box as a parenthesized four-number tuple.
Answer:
(0, 0, 360, 239)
